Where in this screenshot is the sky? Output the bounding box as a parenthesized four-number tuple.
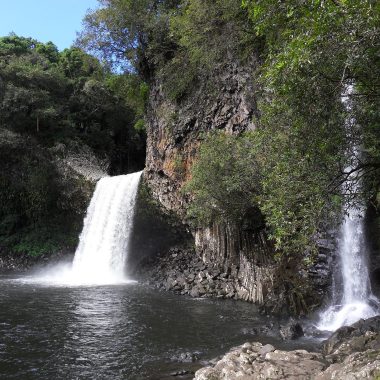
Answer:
(0, 0, 100, 51)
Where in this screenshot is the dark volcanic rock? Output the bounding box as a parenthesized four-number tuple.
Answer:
(279, 319, 304, 340)
(137, 247, 244, 301)
(323, 316, 380, 359)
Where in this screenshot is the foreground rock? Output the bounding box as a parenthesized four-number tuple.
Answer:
(195, 342, 326, 380)
(194, 316, 380, 380)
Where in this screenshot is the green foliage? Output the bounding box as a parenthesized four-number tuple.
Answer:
(0, 135, 86, 257)
(170, 0, 254, 68)
(59, 47, 103, 79)
(106, 73, 148, 122)
(0, 33, 147, 257)
(186, 129, 343, 258)
(185, 132, 262, 225)
(0, 34, 146, 172)
(78, 0, 180, 72)
(78, 0, 257, 100)
(242, 0, 380, 196)
(158, 0, 257, 100)
(232, 0, 380, 256)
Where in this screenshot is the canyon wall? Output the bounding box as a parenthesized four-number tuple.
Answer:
(143, 59, 332, 313)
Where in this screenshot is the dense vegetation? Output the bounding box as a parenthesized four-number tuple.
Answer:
(0, 34, 146, 172)
(2, 1, 380, 263)
(0, 34, 146, 256)
(79, 0, 380, 262)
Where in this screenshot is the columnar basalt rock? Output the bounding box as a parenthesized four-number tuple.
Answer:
(143, 59, 333, 311)
(195, 223, 276, 304)
(143, 60, 280, 304)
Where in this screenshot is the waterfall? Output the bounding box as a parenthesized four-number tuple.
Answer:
(317, 201, 378, 331)
(317, 85, 379, 331)
(69, 171, 142, 285)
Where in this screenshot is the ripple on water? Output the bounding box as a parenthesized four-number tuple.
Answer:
(0, 274, 319, 380)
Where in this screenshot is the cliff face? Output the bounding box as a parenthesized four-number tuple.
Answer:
(144, 59, 331, 313)
(145, 61, 258, 216)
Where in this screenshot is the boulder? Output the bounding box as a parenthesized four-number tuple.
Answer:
(194, 342, 326, 380)
(279, 319, 304, 340)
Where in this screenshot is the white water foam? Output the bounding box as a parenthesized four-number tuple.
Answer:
(317, 85, 378, 331)
(23, 171, 142, 286)
(317, 206, 378, 331)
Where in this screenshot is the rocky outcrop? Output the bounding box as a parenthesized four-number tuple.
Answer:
(194, 316, 380, 380)
(144, 57, 333, 312)
(143, 59, 284, 306)
(194, 342, 326, 380)
(127, 180, 192, 274)
(138, 247, 250, 300)
(145, 61, 258, 217)
(195, 222, 276, 304)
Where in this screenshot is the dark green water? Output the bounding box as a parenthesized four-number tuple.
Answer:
(0, 274, 317, 380)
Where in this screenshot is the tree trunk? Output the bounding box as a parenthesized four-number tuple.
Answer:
(36, 116, 40, 133)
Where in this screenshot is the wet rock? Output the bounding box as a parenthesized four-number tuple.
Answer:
(194, 342, 326, 380)
(170, 369, 194, 377)
(190, 288, 200, 298)
(171, 352, 200, 363)
(315, 350, 380, 380)
(323, 316, 380, 360)
(279, 319, 304, 340)
(195, 316, 380, 379)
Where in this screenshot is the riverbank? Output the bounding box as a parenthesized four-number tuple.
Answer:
(194, 316, 380, 379)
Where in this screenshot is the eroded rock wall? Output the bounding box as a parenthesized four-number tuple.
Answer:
(195, 223, 276, 304)
(144, 59, 332, 312)
(143, 59, 282, 305)
(145, 61, 258, 216)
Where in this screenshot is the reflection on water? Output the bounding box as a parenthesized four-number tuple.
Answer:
(0, 274, 316, 380)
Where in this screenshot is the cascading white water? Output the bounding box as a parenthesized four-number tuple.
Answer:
(69, 171, 142, 284)
(317, 85, 379, 331)
(317, 200, 378, 331)
(19, 171, 142, 286)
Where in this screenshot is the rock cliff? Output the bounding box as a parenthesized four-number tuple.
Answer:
(143, 59, 332, 313)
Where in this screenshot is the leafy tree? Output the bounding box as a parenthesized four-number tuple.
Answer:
(185, 132, 262, 225)
(78, 0, 181, 75)
(59, 47, 103, 80)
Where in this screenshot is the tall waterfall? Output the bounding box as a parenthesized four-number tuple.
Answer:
(70, 171, 142, 284)
(317, 85, 378, 331)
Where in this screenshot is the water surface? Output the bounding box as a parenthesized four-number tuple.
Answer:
(0, 274, 316, 379)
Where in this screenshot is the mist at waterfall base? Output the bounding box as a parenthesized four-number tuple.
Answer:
(24, 171, 143, 286)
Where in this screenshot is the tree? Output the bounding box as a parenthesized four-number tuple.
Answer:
(77, 0, 181, 76)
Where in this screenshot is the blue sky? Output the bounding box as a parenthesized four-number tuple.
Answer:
(0, 0, 100, 51)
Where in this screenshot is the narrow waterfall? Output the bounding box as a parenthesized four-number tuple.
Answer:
(317, 201, 378, 331)
(317, 85, 379, 331)
(70, 171, 142, 284)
